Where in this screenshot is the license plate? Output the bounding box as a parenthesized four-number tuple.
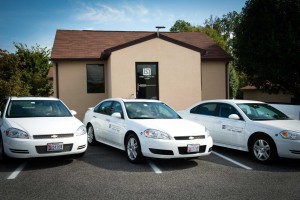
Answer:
(187, 144, 200, 153)
(47, 143, 63, 152)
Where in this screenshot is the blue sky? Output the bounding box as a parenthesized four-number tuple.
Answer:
(0, 0, 246, 53)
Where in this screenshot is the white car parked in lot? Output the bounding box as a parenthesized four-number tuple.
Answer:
(178, 99, 300, 163)
(0, 97, 87, 162)
(83, 98, 213, 163)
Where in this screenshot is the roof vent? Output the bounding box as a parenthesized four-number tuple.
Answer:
(155, 26, 165, 37)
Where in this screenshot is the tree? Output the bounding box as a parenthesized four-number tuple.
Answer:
(0, 43, 52, 100)
(234, 0, 300, 102)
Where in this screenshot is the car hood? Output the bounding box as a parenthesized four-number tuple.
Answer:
(255, 119, 300, 132)
(6, 117, 83, 135)
(133, 119, 206, 136)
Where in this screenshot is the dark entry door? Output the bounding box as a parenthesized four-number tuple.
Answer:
(136, 63, 158, 99)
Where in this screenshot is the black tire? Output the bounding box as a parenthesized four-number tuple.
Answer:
(125, 133, 144, 164)
(249, 134, 277, 164)
(0, 135, 8, 163)
(87, 125, 96, 145)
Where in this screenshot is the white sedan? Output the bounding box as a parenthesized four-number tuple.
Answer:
(0, 97, 87, 162)
(179, 99, 300, 163)
(83, 98, 213, 163)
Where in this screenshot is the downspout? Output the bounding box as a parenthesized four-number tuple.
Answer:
(225, 61, 229, 99)
(55, 62, 59, 98)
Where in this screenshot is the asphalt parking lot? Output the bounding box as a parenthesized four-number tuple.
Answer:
(0, 144, 300, 200)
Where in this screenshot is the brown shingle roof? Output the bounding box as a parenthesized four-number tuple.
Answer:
(51, 30, 231, 61)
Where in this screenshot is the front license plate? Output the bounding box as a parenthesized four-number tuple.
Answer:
(47, 143, 63, 152)
(187, 144, 200, 153)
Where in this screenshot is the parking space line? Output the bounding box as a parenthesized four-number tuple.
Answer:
(148, 161, 162, 174)
(212, 151, 252, 170)
(7, 161, 28, 179)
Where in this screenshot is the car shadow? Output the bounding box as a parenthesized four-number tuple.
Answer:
(77, 142, 199, 172)
(210, 146, 300, 172)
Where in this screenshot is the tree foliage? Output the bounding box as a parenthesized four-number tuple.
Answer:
(0, 43, 52, 100)
(234, 0, 300, 102)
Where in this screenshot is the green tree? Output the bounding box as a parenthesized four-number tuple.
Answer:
(0, 43, 52, 100)
(234, 0, 300, 102)
(170, 20, 194, 32)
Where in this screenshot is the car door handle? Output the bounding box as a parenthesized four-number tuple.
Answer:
(93, 116, 97, 118)
(106, 119, 110, 122)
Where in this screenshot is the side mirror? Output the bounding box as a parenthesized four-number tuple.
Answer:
(111, 112, 122, 119)
(229, 114, 240, 120)
(70, 110, 77, 116)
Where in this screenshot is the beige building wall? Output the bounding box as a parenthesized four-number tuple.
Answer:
(52, 40, 228, 120)
(53, 61, 108, 121)
(109, 38, 202, 110)
(201, 61, 227, 100)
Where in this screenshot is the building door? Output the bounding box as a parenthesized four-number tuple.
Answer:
(136, 63, 159, 99)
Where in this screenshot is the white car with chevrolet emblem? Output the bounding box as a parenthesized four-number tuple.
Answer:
(178, 99, 300, 164)
(83, 98, 213, 163)
(0, 97, 87, 162)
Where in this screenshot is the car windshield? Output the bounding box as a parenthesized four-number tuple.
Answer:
(124, 102, 181, 119)
(237, 103, 290, 121)
(6, 100, 72, 118)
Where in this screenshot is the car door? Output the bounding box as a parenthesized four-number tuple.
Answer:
(188, 103, 223, 143)
(105, 101, 126, 148)
(92, 101, 113, 143)
(215, 103, 246, 147)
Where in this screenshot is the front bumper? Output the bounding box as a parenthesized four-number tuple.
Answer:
(141, 136, 213, 159)
(276, 139, 300, 159)
(3, 134, 87, 158)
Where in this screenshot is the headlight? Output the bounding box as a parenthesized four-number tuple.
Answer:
(6, 128, 29, 139)
(76, 125, 87, 136)
(280, 130, 300, 140)
(144, 129, 171, 140)
(205, 127, 211, 138)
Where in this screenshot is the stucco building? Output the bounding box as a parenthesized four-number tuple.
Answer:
(51, 30, 231, 120)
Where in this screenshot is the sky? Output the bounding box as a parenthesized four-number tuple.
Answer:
(0, 0, 246, 53)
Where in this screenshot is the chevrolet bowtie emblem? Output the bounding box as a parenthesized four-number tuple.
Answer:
(189, 136, 194, 140)
(51, 135, 58, 138)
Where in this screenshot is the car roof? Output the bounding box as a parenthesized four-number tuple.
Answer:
(105, 98, 162, 103)
(10, 96, 59, 101)
(200, 99, 266, 104)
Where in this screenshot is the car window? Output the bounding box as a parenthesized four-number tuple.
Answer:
(217, 103, 241, 119)
(111, 101, 124, 118)
(125, 102, 181, 119)
(94, 101, 113, 115)
(237, 103, 289, 120)
(6, 100, 72, 118)
(190, 103, 217, 116)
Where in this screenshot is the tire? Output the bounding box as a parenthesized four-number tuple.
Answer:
(249, 134, 277, 164)
(125, 133, 144, 164)
(87, 125, 96, 145)
(0, 135, 8, 163)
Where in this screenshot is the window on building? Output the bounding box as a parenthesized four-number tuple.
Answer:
(87, 64, 104, 93)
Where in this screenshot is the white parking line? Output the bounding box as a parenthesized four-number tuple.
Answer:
(7, 161, 28, 179)
(148, 161, 162, 174)
(212, 151, 252, 170)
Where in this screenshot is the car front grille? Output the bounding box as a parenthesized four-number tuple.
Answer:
(33, 134, 74, 139)
(174, 135, 205, 140)
(35, 144, 73, 154)
(178, 145, 206, 154)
